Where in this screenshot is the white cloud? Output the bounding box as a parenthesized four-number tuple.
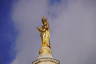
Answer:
(11, 0, 48, 64)
(11, 0, 96, 64)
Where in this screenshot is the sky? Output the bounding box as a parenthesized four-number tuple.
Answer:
(0, 0, 96, 64)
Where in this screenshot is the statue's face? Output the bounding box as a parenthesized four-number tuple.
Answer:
(42, 19, 47, 25)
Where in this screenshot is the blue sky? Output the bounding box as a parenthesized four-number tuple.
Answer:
(50, 0, 61, 4)
(0, 0, 17, 64)
(0, 0, 61, 64)
(0, 0, 96, 64)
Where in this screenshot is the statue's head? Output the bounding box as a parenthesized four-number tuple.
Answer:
(42, 16, 48, 25)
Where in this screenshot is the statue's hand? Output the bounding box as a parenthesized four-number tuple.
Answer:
(37, 27, 41, 32)
(37, 26, 45, 32)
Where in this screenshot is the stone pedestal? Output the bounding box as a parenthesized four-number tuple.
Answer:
(32, 58, 60, 64)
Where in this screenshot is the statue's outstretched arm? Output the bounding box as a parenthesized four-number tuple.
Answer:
(37, 26, 45, 32)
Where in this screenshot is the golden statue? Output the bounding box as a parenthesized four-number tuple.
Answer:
(32, 16, 60, 64)
(37, 16, 51, 48)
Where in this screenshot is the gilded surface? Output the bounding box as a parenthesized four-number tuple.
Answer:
(37, 16, 51, 48)
(32, 17, 60, 64)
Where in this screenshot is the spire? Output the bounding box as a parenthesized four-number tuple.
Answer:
(37, 16, 52, 58)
